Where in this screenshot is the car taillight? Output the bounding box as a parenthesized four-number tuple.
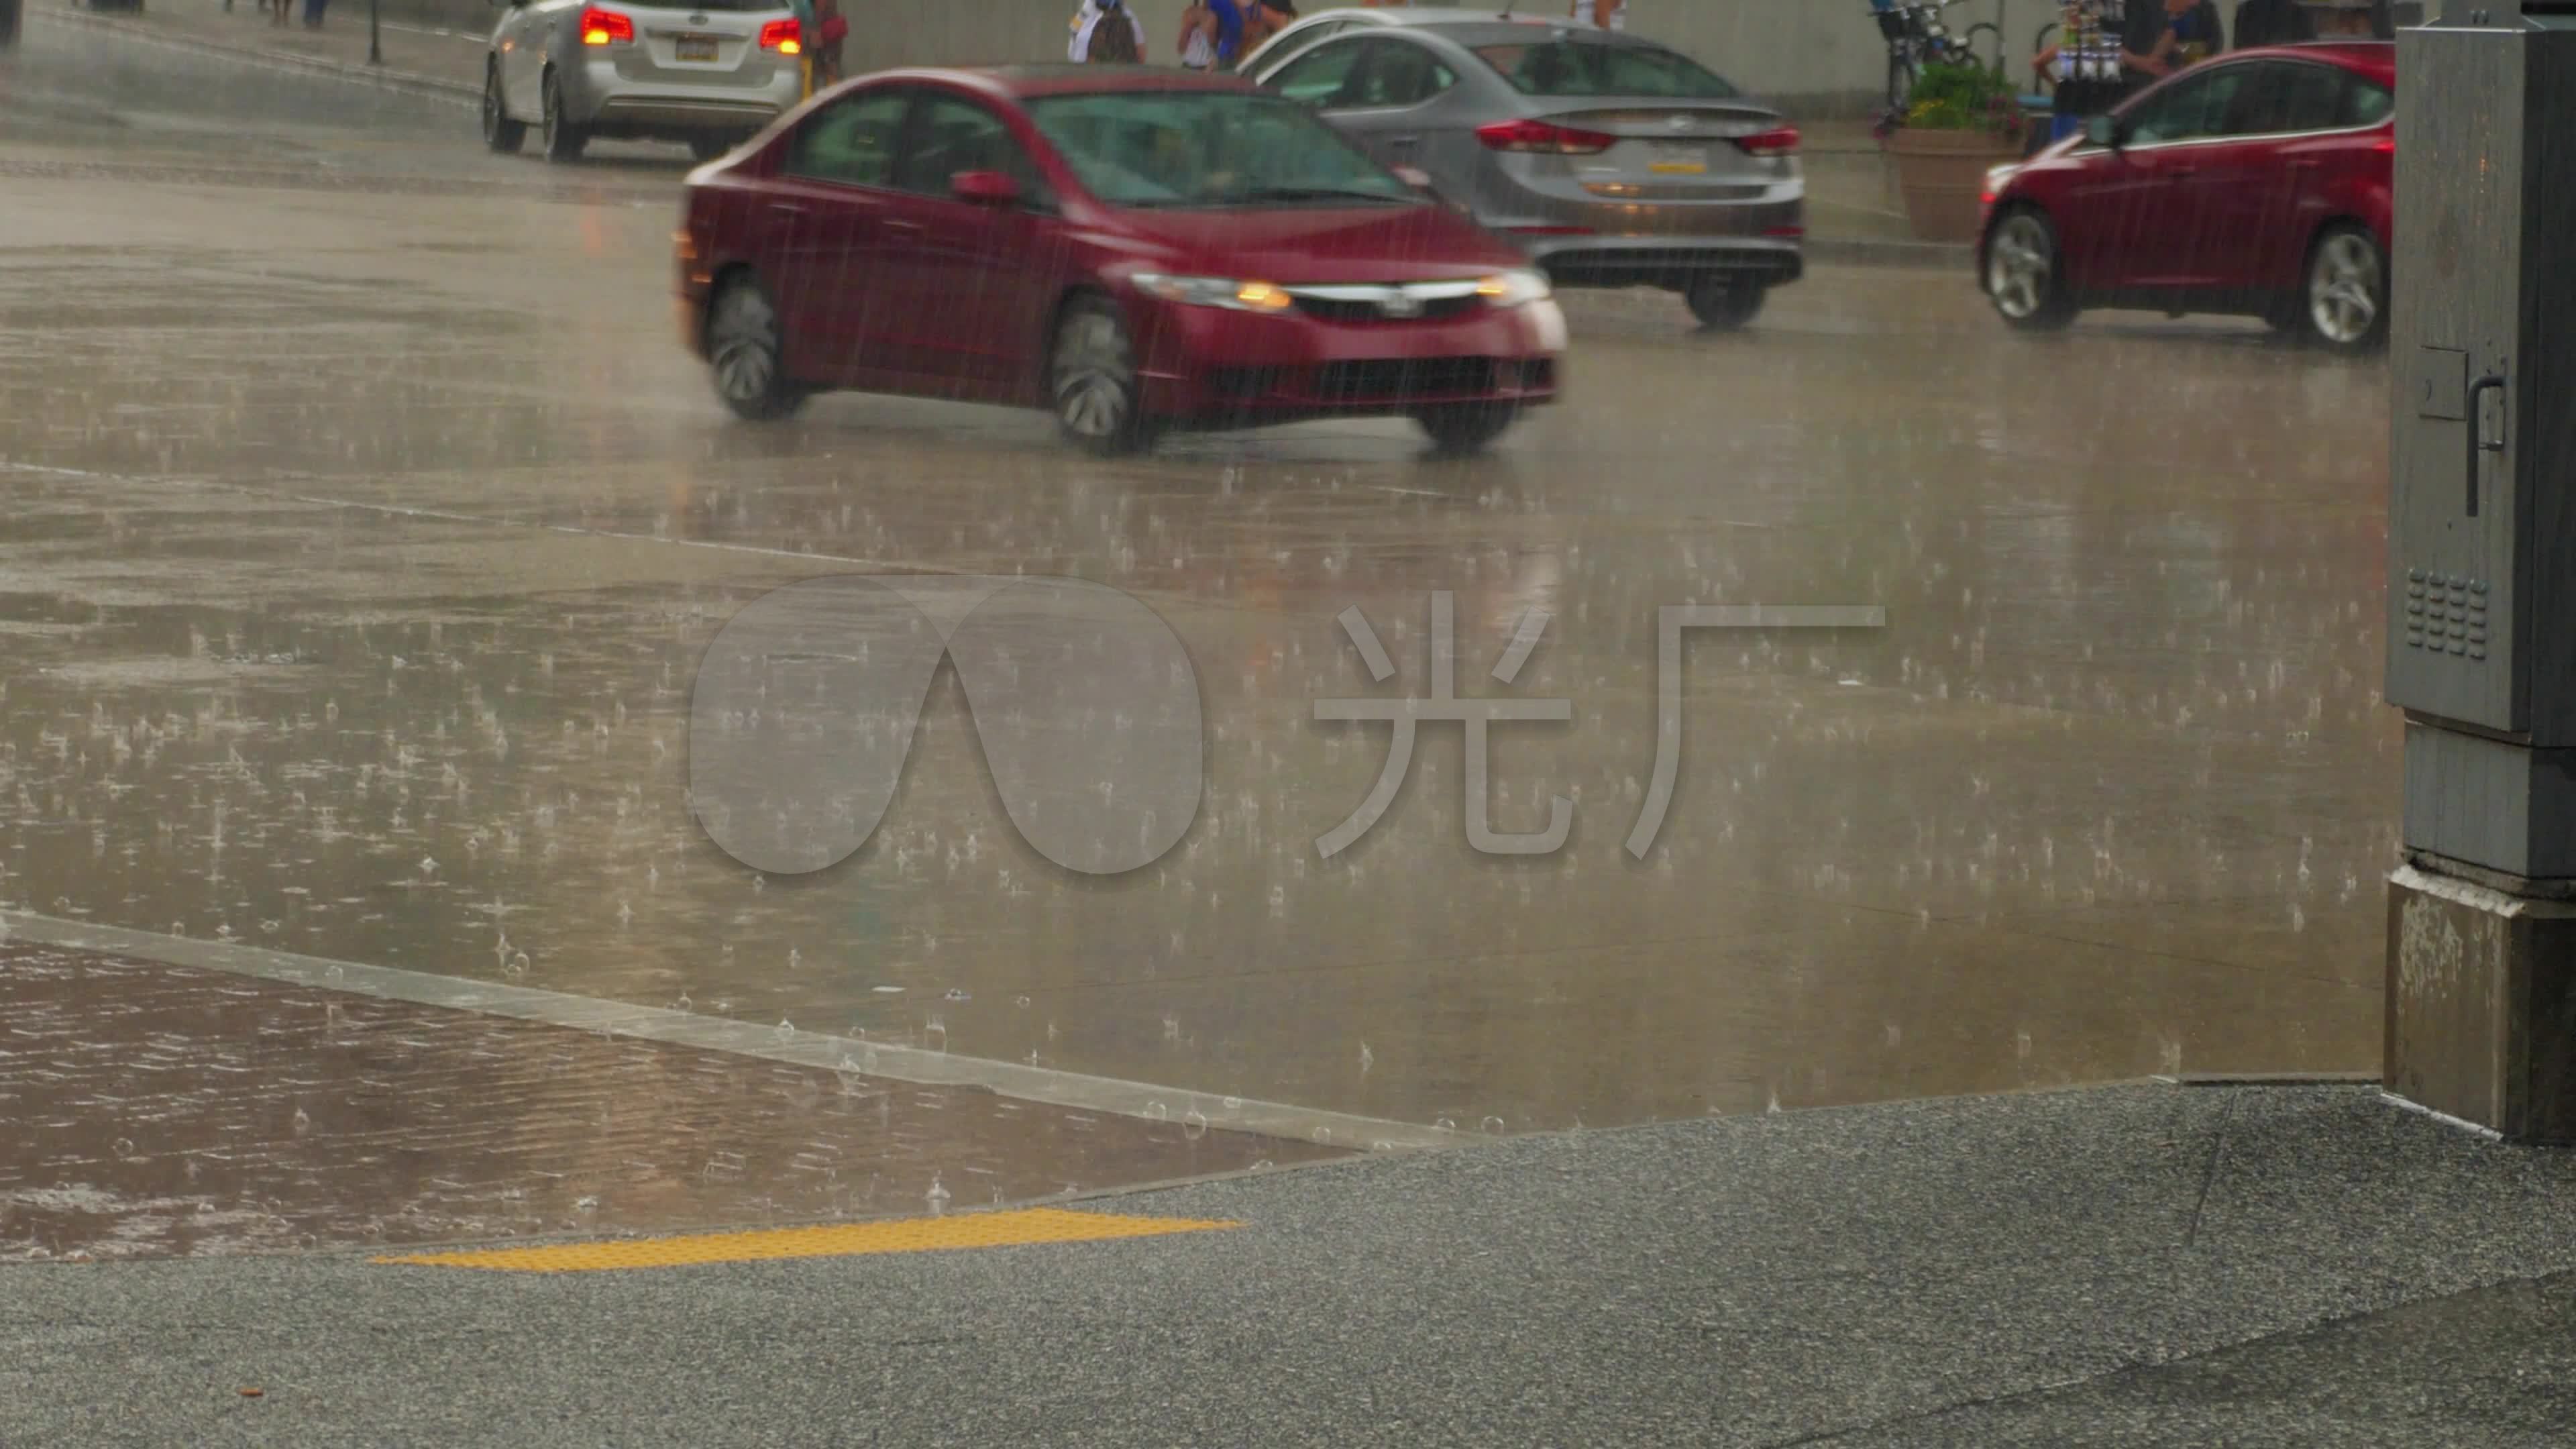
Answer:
(757, 18, 800, 53)
(1476, 118, 1616, 155)
(579, 7, 633, 44)
(1735, 125, 1801, 158)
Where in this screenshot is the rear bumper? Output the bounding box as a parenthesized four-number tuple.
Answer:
(1133, 297, 1564, 424)
(1517, 235, 1805, 291)
(564, 56, 800, 134)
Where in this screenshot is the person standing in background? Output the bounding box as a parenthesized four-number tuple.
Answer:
(2124, 0, 2224, 86)
(1071, 0, 1146, 62)
(1240, 0, 1295, 52)
(1179, 0, 1218, 70)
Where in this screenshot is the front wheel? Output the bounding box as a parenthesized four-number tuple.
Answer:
(704, 277, 807, 421)
(1984, 207, 2076, 330)
(482, 62, 525, 154)
(540, 71, 586, 164)
(1049, 297, 1155, 456)
(1684, 276, 1767, 331)
(1415, 402, 1519, 455)
(2302, 223, 2387, 352)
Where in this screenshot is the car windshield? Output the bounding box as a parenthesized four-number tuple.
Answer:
(1024, 89, 1422, 210)
(1471, 39, 1741, 99)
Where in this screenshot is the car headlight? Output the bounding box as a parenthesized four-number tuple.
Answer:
(1475, 268, 1552, 309)
(1130, 274, 1296, 313)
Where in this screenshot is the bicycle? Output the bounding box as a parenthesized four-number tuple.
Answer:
(1870, 0, 1982, 113)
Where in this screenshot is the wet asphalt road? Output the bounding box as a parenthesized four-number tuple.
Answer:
(1, 22, 2396, 1164)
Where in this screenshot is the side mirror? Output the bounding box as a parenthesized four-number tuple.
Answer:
(2085, 115, 2121, 149)
(951, 170, 1022, 206)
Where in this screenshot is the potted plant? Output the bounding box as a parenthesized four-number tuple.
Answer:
(1877, 60, 2028, 245)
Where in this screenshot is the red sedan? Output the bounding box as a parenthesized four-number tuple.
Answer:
(674, 65, 1567, 454)
(1978, 42, 2394, 350)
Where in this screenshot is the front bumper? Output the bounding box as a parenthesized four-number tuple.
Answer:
(1131, 295, 1566, 425)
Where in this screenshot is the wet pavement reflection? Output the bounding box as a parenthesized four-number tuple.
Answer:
(0, 944, 1335, 1260)
(0, 27, 2400, 1250)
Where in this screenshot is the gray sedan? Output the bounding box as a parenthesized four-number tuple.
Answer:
(482, 0, 806, 164)
(1246, 15, 1803, 329)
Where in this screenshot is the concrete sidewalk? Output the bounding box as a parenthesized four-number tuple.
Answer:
(36, 0, 487, 99)
(25, 2, 1964, 267)
(7, 1079, 2576, 1445)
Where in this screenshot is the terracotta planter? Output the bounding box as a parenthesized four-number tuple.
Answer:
(1885, 126, 2022, 245)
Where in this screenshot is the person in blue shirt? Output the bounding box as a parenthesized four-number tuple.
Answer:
(1206, 0, 1246, 67)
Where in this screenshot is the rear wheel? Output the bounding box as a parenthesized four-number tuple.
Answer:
(2302, 223, 2387, 352)
(1684, 276, 1768, 331)
(1415, 402, 1519, 455)
(705, 277, 806, 422)
(481, 62, 525, 155)
(1984, 207, 2076, 331)
(540, 71, 586, 164)
(1049, 297, 1155, 456)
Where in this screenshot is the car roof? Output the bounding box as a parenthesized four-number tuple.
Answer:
(1277, 6, 1532, 26)
(847, 64, 1264, 101)
(2226, 40, 2395, 82)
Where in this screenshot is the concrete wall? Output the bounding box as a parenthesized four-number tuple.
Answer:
(410, 0, 2013, 119)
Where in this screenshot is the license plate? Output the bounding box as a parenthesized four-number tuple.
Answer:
(675, 34, 718, 60)
(1648, 142, 1707, 175)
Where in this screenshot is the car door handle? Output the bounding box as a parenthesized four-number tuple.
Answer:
(1386, 134, 1421, 148)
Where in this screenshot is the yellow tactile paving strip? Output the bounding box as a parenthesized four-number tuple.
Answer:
(374, 1208, 1240, 1273)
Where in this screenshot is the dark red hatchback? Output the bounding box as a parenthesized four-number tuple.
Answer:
(675, 64, 1567, 453)
(1978, 42, 2394, 350)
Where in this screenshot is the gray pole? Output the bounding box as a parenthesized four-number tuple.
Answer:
(370, 0, 383, 64)
(2383, 0, 2576, 1142)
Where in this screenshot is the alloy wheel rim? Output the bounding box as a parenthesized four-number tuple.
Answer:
(1053, 314, 1130, 439)
(708, 289, 777, 403)
(2310, 234, 2380, 344)
(1988, 216, 2051, 319)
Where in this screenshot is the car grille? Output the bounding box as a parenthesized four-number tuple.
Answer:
(1203, 358, 1552, 409)
(1291, 294, 1483, 324)
(1311, 357, 1499, 402)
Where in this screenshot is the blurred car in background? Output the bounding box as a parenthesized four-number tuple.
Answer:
(1978, 42, 2394, 350)
(676, 66, 1564, 454)
(1244, 14, 1804, 331)
(483, 0, 806, 164)
(1231, 5, 1532, 76)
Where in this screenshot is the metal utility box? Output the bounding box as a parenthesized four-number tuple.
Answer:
(2387, 4, 2576, 746)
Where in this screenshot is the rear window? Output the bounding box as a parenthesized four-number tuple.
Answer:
(1471, 40, 1740, 99)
